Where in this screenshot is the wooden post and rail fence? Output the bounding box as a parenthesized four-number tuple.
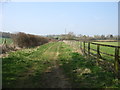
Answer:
(79, 41, 120, 79)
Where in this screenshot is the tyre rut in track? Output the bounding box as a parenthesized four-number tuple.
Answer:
(40, 42, 71, 88)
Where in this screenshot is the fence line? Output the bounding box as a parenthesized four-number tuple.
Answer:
(79, 41, 120, 78)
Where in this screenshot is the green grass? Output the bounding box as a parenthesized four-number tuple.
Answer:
(58, 42, 120, 88)
(2, 41, 120, 88)
(93, 42, 119, 46)
(0, 38, 13, 44)
(2, 42, 57, 88)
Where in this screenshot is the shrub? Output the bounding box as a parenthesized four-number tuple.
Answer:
(12, 32, 49, 48)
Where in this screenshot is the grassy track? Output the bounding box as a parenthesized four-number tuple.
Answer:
(3, 42, 57, 88)
(2, 41, 120, 88)
(2, 42, 71, 88)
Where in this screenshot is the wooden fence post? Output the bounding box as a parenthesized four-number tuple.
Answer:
(88, 42, 90, 57)
(3, 38, 7, 48)
(114, 47, 120, 78)
(3, 38, 7, 44)
(96, 45, 100, 65)
(80, 41, 82, 49)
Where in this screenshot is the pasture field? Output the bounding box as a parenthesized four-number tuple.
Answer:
(2, 41, 120, 88)
(0, 38, 13, 44)
(93, 42, 119, 46)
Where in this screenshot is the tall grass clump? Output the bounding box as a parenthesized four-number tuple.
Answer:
(12, 32, 49, 48)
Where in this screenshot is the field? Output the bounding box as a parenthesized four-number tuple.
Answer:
(93, 42, 119, 46)
(2, 41, 120, 88)
(0, 38, 13, 44)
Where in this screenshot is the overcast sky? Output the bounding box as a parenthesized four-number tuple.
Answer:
(1, 2, 118, 36)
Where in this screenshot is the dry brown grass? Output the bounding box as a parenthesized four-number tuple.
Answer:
(1, 44, 17, 54)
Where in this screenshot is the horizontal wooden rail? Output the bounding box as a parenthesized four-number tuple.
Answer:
(90, 48, 117, 57)
(90, 48, 97, 52)
(99, 51, 115, 57)
(91, 42, 120, 48)
(90, 52, 97, 56)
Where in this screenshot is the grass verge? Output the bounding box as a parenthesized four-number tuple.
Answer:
(58, 42, 120, 88)
(2, 42, 56, 88)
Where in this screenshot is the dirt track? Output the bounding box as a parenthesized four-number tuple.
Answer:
(15, 42, 71, 88)
(40, 43, 71, 88)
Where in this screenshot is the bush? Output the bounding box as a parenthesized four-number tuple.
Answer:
(12, 32, 49, 48)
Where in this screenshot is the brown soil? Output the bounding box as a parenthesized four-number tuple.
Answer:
(40, 60, 71, 88)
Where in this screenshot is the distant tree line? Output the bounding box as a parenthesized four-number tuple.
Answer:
(1, 31, 119, 48)
(0, 32, 11, 38)
(77, 34, 119, 41)
(46, 32, 119, 41)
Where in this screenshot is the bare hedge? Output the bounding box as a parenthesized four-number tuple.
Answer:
(12, 32, 49, 48)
